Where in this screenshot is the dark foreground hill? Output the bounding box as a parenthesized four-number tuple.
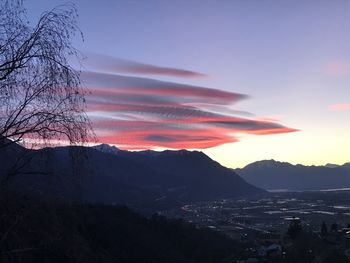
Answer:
(0, 142, 264, 213)
(236, 159, 350, 191)
(0, 191, 241, 263)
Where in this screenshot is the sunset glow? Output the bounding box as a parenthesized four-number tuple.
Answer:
(27, 0, 350, 168)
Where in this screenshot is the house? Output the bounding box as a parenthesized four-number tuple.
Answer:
(257, 243, 282, 257)
(267, 243, 282, 255)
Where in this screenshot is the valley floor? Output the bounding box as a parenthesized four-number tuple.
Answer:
(162, 190, 350, 262)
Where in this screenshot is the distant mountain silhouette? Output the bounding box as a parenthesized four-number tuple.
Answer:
(325, 163, 340, 168)
(0, 143, 264, 212)
(235, 159, 350, 191)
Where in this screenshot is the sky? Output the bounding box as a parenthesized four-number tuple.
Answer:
(26, 0, 350, 168)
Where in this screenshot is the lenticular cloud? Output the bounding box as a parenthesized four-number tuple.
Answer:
(82, 54, 297, 149)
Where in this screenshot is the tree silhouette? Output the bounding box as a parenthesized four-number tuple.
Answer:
(331, 223, 338, 232)
(321, 221, 328, 236)
(0, 1, 91, 149)
(0, 2, 93, 253)
(287, 219, 303, 239)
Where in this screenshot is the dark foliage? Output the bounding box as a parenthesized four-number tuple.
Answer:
(287, 220, 303, 239)
(284, 231, 349, 263)
(0, 192, 238, 263)
(331, 223, 338, 232)
(321, 221, 328, 236)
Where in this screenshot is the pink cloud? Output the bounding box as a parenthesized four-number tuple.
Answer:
(325, 60, 348, 76)
(82, 71, 297, 149)
(329, 103, 350, 111)
(82, 71, 245, 105)
(92, 118, 297, 149)
(84, 53, 207, 78)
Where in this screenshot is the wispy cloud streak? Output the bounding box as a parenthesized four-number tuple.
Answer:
(81, 68, 297, 149)
(83, 53, 207, 78)
(82, 71, 243, 105)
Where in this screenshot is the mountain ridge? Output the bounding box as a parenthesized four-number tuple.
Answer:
(241, 159, 350, 170)
(236, 159, 350, 191)
(0, 142, 264, 213)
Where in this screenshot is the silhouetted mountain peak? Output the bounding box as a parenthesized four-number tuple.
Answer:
(160, 149, 205, 157)
(243, 159, 291, 169)
(325, 163, 340, 168)
(123, 148, 208, 160)
(92, 143, 122, 155)
(324, 162, 350, 169)
(138, 149, 200, 156)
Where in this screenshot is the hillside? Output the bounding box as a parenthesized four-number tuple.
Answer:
(0, 192, 241, 263)
(96, 145, 264, 201)
(0, 142, 264, 213)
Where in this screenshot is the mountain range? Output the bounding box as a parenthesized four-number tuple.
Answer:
(0, 142, 264, 213)
(235, 159, 350, 191)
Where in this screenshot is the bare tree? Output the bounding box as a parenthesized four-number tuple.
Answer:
(0, 1, 94, 193)
(0, 0, 91, 149)
(0, 2, 93, 256)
